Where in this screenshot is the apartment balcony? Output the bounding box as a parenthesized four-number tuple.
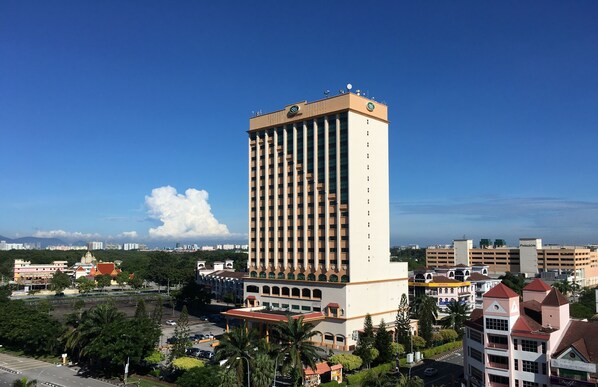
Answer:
(487, 362, 509, 370)
(485, 342, 508, 350)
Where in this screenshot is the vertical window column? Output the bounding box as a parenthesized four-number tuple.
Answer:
(264, 131, 270, 270)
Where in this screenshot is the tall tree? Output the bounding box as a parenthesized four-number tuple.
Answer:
(170, 305, 191, 360)
(374, 319, 393, 364)
(95, 274, 112, 291)
(441, 300, 470, 335)
(215, 327, 259, 386)
(151, 296, 163, 324)
(395, 293, 411, 348)
(134, 298, 147, 320)
(355, 314, 377, 368)
(50, 270, 71, 294)
(415, 295, 437, 345)
(272, 316, 321, 387)
(499, 272, 525, 295)
(75, 277, 95, 293)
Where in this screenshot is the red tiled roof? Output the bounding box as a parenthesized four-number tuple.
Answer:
(221, 309, 325, 323)
(246, 295, 256, 300)
(523, 278, 552, 292)
(304, 362, 331, 376)
(542, 288, 568, 307)
(432, 275, 463, 284)
(483, 283, 519, 299)
(553, 320, 598, 362)
(96, 263, 120, 277)
(327, 303, 340, 308)
(468, 272, 492, 281)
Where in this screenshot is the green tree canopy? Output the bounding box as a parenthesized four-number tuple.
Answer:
(50, 270, 71, 294)
(176, 365, 222, 387)
(272, 316, 321, 386)
(374, 319, 394, 364)
(328, 353, 363, 372)
(414, 294, 437, 345)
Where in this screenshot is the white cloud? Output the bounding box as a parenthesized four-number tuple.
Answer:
(33, 229, 101, 239)
(145, 186, 230, 239)
(118, 231, 138, 239)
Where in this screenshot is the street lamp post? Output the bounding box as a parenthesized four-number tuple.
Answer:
(236, 357, 250, 387)
(272, 353, 283, 387)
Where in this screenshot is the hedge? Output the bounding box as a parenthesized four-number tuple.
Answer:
(421, 340, 462, 359)
(344, 340, 463, 385)
(346, 362, 393, 385)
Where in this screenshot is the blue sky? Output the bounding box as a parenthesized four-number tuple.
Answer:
(1, 1, 598, 247)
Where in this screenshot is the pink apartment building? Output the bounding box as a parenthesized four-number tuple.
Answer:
(463, 279, 598, 387)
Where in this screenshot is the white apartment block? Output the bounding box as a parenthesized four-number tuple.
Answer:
(87, 241, 104, 250)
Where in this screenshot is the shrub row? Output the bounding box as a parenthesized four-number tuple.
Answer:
(421, 340, 463, 359)
(346, 362, 393, 385)
(343, 341, 463, 385)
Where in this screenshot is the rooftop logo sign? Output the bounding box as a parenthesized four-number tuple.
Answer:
(288, 105, 300, 117)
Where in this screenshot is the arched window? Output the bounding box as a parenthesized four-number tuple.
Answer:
(292, 287, 300, 298)
(259, 272, 266, 278)
(340, 275, 349, 283)
(313, 289, 322, 299)
(246, 285, 259, 293)
(268, 272, 275, 279)
(272, 286, 280, 296)
(307, 273, 316, 281)
(287, 273, 295, 280)
(250, 271, 257, 278)
(278, 272, 285, 279)
(318, 274, 327, 282)
(297, 273, 306, 280)
(329, 274, 339, 282)
(302, 288, 311, 298)
(282, 287, 290, 297)
(262, 286, 270, 295)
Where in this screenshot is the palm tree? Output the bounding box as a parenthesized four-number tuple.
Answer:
(272, 316, 321, 386)
(12, 377, 37, 387)
(415, 294, 438, 345)
(215, 327, 259, 386)
(251, 352, 275, 387)
(64, 303, 125, 360)
(441, 300, 470, 335)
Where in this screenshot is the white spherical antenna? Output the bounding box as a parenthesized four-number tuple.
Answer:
(346, 83, 353, 90)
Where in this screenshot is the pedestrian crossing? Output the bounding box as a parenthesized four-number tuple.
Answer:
(0, 353, 53, 373)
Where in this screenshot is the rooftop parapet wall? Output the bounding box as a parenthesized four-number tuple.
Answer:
(249, 93, 388, 131)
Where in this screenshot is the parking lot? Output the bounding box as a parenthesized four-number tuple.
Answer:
(159, 313, 227, 362)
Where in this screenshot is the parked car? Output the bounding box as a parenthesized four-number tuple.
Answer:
(199, 350, 214, 359)
(165, 320, 177, 326)
(424, 368, 438, 377)
(186, 348, 200, 357)
(166, 337, 178, 344)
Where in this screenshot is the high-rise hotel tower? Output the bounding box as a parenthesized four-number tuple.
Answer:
(225, 92, 407, 350)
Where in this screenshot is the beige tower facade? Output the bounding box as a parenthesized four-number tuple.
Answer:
(236, 93, 407, 350)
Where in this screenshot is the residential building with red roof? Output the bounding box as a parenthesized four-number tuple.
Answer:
(463, 279, 598, 387)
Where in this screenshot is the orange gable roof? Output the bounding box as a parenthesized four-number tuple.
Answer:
(484, 283, 519, 299)
(304, 362, 331, 376)
(523, 278, 552, 292)
(96, 263, 116, 276)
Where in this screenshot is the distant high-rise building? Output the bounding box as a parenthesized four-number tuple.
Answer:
(87, 241, 104, 250)
(223, 92, 408, 350)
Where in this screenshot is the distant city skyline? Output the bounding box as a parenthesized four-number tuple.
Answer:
(2, 1, 598, 247)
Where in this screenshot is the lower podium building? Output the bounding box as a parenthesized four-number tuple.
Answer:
(222, 92, 408, 351)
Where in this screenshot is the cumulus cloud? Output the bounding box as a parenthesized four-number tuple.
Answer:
(118, 231, 138, 239)
(145, 186, 230, 239)
(34, 229, 101, 239)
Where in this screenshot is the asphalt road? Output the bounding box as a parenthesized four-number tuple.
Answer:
(399, 347, 464, 387)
